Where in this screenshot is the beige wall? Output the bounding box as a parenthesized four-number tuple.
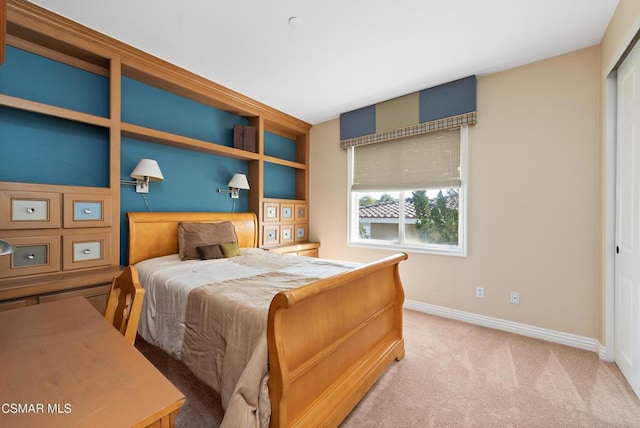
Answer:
(310, 46, 600, 338)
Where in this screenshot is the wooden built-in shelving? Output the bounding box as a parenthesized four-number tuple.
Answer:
(0, 0, 314, 308)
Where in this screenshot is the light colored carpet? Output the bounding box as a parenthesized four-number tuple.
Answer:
(135, 310, 640, 427)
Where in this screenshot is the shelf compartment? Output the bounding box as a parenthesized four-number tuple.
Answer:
(0, 45, 109, 117)
(122, 122, 260, 161)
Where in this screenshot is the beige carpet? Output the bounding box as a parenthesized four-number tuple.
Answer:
(135, 309, 640, 427)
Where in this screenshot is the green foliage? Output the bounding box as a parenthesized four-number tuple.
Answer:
(411, 189, 459, 245)
(359, 196, 376, 207)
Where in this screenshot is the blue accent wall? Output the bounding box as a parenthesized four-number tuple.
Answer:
(2, 47, 298, 266)
(264, 162, 296, 199)
(122, 77, 248, 144)
(264, 131, 296, 162)
(0, 46, 109, 117)
(0, 107, 110, 187)
(120, 138, 249, 264)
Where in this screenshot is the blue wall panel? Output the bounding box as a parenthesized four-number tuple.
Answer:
(0, 46, 109, 117)
(0, 107, 109, 187)
(263, 162, 296, 199)
(122, 77, 248, 145)
(264, 131, 296, 162)
(120, 137, 248, 264)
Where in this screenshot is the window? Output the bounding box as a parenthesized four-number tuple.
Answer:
(348, 126, 467, 256)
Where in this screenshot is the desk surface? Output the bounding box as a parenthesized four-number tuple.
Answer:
(0, 296, 185, 428)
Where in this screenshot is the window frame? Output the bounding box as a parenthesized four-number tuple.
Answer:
(347, 126, 468, 257)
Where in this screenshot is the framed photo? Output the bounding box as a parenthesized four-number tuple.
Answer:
(263, 202, 279, 222)
(294, 224, 307, 242)
(295, 204, 307, 222)
(281, 203, 294, 220)
(263, 225, 279, 245)
(281, 225, 294, 243)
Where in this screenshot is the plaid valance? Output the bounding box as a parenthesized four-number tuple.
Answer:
(340, 111, 476, 149)
(340, 76, 477, 149)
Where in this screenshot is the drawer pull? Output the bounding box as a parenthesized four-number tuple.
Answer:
(26, 208, 36, 214)
(27, 253, 36, 260)
(83, 208, 92, 214)
(83, 249, 91, 255)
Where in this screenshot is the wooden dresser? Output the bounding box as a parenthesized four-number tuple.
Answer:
(0, 181, 121, 313)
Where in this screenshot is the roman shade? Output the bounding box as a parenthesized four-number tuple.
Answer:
(340, 76, 476, 149)
(352, 128, 461, 191)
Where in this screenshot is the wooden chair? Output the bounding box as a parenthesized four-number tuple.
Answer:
(104, 265, 145, 345)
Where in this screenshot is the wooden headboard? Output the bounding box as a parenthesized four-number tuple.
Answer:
(127, 212, 258, 265)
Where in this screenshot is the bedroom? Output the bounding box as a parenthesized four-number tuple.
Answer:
(1, 0, 640, 427)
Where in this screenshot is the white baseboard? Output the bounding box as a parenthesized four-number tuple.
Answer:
(404, 299, 600, 355)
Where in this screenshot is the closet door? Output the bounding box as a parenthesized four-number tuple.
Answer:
(615, 37, 640, 398)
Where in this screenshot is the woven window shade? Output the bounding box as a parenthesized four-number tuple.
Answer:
(352, 128, 461, 191)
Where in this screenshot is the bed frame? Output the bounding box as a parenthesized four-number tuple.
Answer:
(127, 211, 407, 427)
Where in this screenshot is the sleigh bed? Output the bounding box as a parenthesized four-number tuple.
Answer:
(127, 211, 407, 427)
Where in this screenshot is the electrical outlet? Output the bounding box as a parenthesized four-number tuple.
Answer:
(510, 291, 520, 304)
(475, 287, 484, 298)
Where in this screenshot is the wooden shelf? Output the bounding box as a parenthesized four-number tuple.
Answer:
(263, 155, 306, 170)
(0, 93, 111, 128)
(122, 122, 261, 161)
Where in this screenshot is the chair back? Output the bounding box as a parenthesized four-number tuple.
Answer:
(104, 266, 145, 345)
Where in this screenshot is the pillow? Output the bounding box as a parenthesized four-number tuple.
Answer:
(196, 244, 224, 260)
(219, 241, 241, 258)
(178, 221, 238, 260)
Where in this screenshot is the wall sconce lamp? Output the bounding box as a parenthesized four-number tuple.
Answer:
(0, 239, 15, 256)
(120, 159, 164, 193)
(218, 173, 250, 198)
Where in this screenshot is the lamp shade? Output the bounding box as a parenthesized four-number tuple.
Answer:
(130, 159, 164, 181)
(0, 239, 15, 256)
(228, 173, 250, 190)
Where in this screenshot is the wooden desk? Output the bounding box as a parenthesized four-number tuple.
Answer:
(0, 296, 185, 428)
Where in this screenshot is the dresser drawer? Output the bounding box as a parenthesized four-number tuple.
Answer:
(0, 236, 61, 278)
(294, 224, 308, 242)
(0, 191, 61, 229)
(63, 194, 112, 228)
(62, 233, 111, 270)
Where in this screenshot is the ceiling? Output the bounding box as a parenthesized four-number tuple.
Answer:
(31, 0, 619, 125)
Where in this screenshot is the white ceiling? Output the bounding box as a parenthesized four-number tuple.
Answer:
(31, 0, 619, 125)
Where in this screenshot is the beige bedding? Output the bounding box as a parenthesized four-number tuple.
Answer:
(135, 248, 360, 427)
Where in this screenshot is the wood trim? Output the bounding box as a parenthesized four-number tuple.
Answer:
(0, 265, 122, 301)
(0, 93, 111, 127)
(7, 0, 310, 134)
(6, 34, 109, 76)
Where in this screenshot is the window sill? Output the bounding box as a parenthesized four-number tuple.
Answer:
(348, 241, 467, 257)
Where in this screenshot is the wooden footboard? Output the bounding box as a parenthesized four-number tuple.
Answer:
(267, 252, 408, 427)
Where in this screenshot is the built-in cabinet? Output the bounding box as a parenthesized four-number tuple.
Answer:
(0, 0, 314, 310)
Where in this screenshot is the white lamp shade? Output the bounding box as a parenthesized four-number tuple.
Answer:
(228, 173, 250, 190)
(0, 239, 15, 256)
(130, 159, 164, 181)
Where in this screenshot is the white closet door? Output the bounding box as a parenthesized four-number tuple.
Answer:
(615, 37, 640, 398)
